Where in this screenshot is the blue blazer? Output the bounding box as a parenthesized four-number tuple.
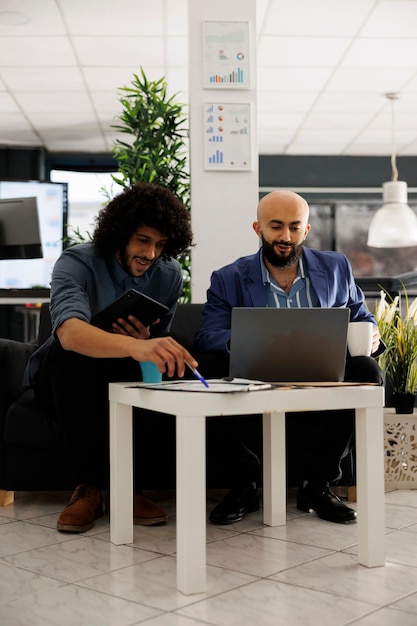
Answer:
(193, 247, 376, 356)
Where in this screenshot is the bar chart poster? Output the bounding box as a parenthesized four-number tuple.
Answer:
(204, 103, 252, 171)
(203, 21, 250, 89)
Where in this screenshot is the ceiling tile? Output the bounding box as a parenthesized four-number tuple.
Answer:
(165, 0, 188, 36)
(303, 111, 378, 131)
(26, 112, 99, 128)
(343, 39, 417, 68)
(0, 67, 86, 91)
(257, 111, 306, 130)
(257, 91, 317, 112)
(166, 36, 188, 66)
(73, 36, 165, 66)
(257, 67, 332, 91)
(313, 93, 387, 114)
(82, 67, 163, 92)
(263, 0, 374, 36)
(16, 91, 95, 113)
(1, 0, 417, 155)
(0, 36, 76, 65)
(400, 72, 417, 91)
(360, 0, 417, 37)
(44, 135, 107, 151)
(286, 142, 352, 155)
(165, 68, 189, 98)
(90, 92, 122, 115)
(346, 140, 392, 156)
(258, 36, 351, 67)
(0, 113, 41, 145)
(400, 141, 417, 155)
(326, 67, 415, 93)
(292, 129, 358, 144)
(0, 93, 21, 113)
(60, 0, 164, 35)
(0, 0, 66, 35)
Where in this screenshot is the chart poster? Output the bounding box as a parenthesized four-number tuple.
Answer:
(203, 21, 250, 89)
(204, 102, 252, 171)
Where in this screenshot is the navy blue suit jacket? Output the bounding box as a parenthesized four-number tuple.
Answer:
(193, 247, 376, 356)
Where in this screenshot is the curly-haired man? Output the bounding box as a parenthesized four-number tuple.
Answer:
(24, 182, 196, 533)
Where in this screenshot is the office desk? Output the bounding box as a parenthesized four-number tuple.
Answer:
(0, 299, 49, 343)
(109, 382, 385, 595)
(0, 292, 49, 342)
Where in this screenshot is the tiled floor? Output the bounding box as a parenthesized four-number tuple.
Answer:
(1, 488, 417, 625)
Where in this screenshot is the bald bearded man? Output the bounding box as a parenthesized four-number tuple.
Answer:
(194, 190, 384, 526)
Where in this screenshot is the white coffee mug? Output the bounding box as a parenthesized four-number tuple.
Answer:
(347, 321, 373, 357)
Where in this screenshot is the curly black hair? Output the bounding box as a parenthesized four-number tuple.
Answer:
(92, 182, 193, 260)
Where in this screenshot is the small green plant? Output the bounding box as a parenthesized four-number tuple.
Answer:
(374, 284, 417, 395)
(65, 70, 192, 301)
(64, 225, 93, 247)
(110, 68, 191, 301)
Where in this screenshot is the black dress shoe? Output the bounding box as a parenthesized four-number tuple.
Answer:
(297, 482, 357, 524)
(209, 484, 260, 525)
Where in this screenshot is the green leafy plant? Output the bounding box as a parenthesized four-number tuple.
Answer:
(64, 225, 92, 247)
(374, 284, 417, 395)
(110, 68, 191, 302)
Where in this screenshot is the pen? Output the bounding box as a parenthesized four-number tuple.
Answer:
(186, 362, 210, 388)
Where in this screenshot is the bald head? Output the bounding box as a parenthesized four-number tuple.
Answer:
(256, 190, 309, 223)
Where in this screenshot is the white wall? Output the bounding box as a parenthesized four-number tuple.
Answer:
(188, 0, 258, 303)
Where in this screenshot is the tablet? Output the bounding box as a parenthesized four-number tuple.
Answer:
(91, 289, 169, 331)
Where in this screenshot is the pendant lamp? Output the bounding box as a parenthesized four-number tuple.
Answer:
(367, 93, 417, 248)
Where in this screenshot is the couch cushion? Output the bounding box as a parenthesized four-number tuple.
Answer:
(170, 303, 203, 352)
(4, 389, 67, 450)
(0, 338, 35, 405)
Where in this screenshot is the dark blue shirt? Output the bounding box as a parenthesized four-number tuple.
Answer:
(23, 242, 183, 386)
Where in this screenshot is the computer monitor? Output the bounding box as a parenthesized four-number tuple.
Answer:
(0, 196, 42, 260)
(0, 181, 67, 289)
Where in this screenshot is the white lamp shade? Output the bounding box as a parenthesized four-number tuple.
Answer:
(367, 181, 417, 248)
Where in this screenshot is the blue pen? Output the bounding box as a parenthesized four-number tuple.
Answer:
(186, 362, 210, 388)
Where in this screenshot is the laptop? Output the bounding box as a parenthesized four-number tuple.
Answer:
(229, 307, 350, 383)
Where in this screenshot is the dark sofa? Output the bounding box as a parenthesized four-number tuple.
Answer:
(0, 302, 359, 501)
(0, 303, 209, 494)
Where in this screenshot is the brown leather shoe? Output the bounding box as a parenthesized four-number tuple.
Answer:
(134, 492, 168, 526)
(57, 484, 103, 533)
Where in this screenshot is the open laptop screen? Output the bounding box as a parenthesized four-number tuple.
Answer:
(229, 307, 350, 382)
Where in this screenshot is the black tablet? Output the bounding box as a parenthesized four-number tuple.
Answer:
(91, 289, 169, 331)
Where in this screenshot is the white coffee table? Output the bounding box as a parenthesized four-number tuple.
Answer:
(109, 382, 385, 595)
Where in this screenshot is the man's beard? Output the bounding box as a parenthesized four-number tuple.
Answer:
(118, 248, 133, 275)
(118, 248, 153, 276)
(261, 236, 303, 268)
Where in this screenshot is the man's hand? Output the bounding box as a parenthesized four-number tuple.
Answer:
(112, 314, 155, 340)
(111, 316, 197, 377)
(57, 317, 197, 378)
(130, 335, 197, 378)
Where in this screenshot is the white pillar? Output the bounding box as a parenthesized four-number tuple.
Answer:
(188, 0, 258, 303)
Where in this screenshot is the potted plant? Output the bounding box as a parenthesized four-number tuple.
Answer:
(65, 69, 192, 300)
(374, 285, 417, 413)
(109, 68, 191, 302)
